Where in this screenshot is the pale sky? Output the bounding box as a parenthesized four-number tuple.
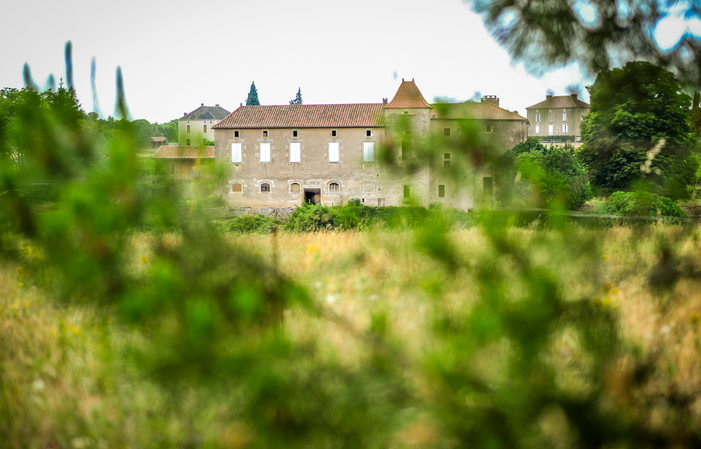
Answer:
(1, 0, 593, 124)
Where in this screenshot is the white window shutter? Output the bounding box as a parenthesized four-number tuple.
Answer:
(260, 143, 270, 162)
(535, 125, 539, 134)
(290, 142, 301, 163)
(548, 125, 553, 136)
(363, 142, 374, 162)
(231, 143, 242, 163)
(328, 142, 339, 163)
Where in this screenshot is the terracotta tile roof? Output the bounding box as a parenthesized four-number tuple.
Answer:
(152, 146, 215, 159)
(526, 95, 590, 110)
(180, 105, 231, 121)
(151, 136, 166, 142)
(212, 103, 385, 129)
(385, 79, 431, 109)
(431, 102, 526, 121)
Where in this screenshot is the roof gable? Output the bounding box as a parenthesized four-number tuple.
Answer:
(432, 102, 526, 121)
(213, 103, 385, 129)
(385, 79, 431, 109)
(526, 95, 590, 110)
(181, 105, 231, 121)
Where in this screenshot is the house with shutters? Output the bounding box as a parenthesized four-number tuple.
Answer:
(178, 104, 230, 146)
(526, 93, 590, 142)
(212, 79, 527, 210)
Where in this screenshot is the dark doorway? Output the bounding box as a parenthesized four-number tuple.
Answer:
(304, 188, 321, 205)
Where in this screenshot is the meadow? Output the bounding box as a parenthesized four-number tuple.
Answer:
(3, 224, 701, 448)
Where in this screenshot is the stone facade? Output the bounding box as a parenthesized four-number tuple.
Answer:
(526, 94, 590, 141)
(213, 80, 527, 211)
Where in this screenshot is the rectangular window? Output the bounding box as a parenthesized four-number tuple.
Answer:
(187, 124, 190, 133)
(232, 143, 242, 163)
(548, 124, 553, 136)
(403, 185, 410, 199)
(549, 113, 553, 121)
(331, 130, 337, 137)
(563, 112, 567, 121)
(444, 128, 450, 136)
(438, 185, 445, 198)
(328, 142, 340, 163)
(363, 142, 374, 162)
(260, 143, 270, 163)
(263, 130, 268, 138)
(483, 177, 493, 196)
(234, 130, 239, 138)
(535, 125, 540, 134)
(366, 130, 372, 137)
(204, 124, 207, 133)
(563, 124, 569, 133)
(535, 113, 541, 122)
(290, 142, 301, 163)
(486, 125, 493, 133)
(444, 152, 451, 169)
(186, 138, 191, 146)
(293, 130, 298, 137)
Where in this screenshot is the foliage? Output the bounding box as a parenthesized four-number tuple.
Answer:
(579, 61, 698, 199)
(246, 81, 260, 106)
(501, 139, 591, 210)
(218, 214, 283, 234)
(469, 0, 701, 86)
(289, 87, 303, 105)
(596, 191, 687, 219)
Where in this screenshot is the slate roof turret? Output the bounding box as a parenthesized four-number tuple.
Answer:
(385, 79, 431, 109)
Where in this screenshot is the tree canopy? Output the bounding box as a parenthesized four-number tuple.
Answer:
(578, 61, 697, 198)
(289, 87, 303, 105)
(500, 138, 591, 210)
(246, 81, 260, 106)
(469, 0, 701, 87)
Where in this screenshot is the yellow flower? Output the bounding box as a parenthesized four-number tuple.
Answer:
(140, 256, 149, 264)
(610, 288, 619, 295)
(17, 282, 24, 288)
(603, 254, 609, 260)
(307, 245, 319, 253)
(24, 301, 30, 308)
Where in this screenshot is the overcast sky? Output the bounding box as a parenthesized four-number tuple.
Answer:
(1, 0, 594, 123)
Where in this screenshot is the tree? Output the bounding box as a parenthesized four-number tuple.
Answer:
(289, 88, 303, 105)
(469, 0, 701, 86)
(578, 61, 697, 199)
(246, 81, 260, 106)
(500, 139, 591, 210)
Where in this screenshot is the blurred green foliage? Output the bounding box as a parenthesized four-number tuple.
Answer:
(579, 61, 699, 199)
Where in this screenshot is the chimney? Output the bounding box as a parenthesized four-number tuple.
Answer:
(201, 103, 204, 106)
(570, 93, 578, 100)
(546, 94, 553, 100)
(215, 104, 219, 107)
(481, 95, 499, 107)
(383, 98, 387, 105)
(183, 112, 187, 116)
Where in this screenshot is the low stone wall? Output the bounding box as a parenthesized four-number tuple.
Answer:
(681, 205, 701, 217)
(207, 206, 297, 219)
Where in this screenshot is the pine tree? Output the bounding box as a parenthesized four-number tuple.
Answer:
(289, 88, 303, 105)
(246, 82, 260, 106)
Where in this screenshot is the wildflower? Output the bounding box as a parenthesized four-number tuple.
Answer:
(17, 282, 24, 287)
(24, 301, 30, 308)
(140, 256, 149, 264)
(611, 288, 619, 295)
(307, 245, 319, 253)
(603, 254, 609, 260)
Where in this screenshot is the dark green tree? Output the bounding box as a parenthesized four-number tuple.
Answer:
(500, 140, 591, 210)
(691, 91, 701, 138)
(578, 61, 697, 199)
(289, 87, 303, 105)
(246, 81, 260, 106)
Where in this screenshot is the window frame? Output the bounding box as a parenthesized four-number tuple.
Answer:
(231, 182, 243, 193)
(260, 142, 271, 163)
(328, 182, 340, 193)
(363, 142, 374, 162)
(289, 182, 301, 194)
(231, 143, 242, 163)
(438, 184, 445, 198)
(328, 142, 340, 163)
(289, 142, 301, 163)
(260, 182, 271, 193)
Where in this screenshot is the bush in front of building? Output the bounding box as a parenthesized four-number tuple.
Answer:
(596, 191, 687, 219)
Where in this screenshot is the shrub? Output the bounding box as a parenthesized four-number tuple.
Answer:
(217, 214, 282, 234)
(597, 191, 687, 219)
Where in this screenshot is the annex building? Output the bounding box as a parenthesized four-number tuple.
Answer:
(212, 80, 527, 210)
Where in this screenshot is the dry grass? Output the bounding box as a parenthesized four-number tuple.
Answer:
(3, 226, 701, 446)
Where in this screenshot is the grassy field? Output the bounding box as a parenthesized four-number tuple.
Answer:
(2, 226, 701, 448)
